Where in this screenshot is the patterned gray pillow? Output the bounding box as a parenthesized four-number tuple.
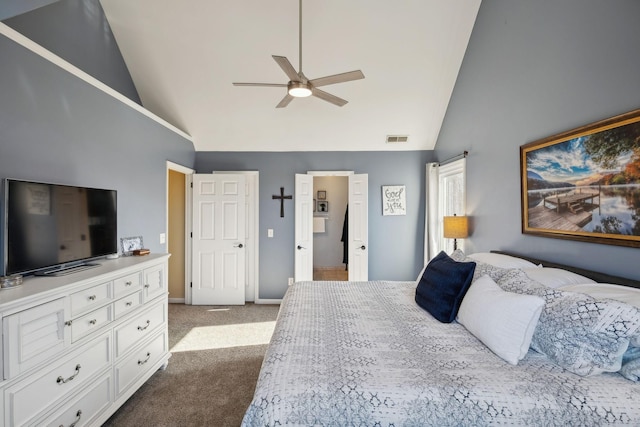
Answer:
(531, 289, 640, 376)
(453, 250, 640, 378)
(621, 346, 640, 381)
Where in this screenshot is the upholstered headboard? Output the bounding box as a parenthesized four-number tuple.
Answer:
(491, 250, 640, 290)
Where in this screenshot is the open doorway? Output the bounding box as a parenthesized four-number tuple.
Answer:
(166, 161, 194, 304)
(313, 176, 349, 281)
(295, 171, 368, 282)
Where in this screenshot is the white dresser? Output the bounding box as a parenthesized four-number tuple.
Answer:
(0, 254, 171, 427)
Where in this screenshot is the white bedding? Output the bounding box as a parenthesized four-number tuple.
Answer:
(242, 280, 640, 426)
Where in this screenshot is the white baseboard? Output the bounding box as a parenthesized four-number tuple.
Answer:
(255, 298, 282, 305)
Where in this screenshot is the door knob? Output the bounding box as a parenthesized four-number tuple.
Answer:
(359, 245, 366, 250)
(234, 243, 244, 248)
(297, 245, 306, 250)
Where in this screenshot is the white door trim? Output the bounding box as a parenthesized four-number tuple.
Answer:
(166, 161, 194, 305)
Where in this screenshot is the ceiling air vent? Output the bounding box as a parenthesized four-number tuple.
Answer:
(386, 135, 409, 144)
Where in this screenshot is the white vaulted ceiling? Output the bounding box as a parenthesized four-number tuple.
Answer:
(99, 0, 481, 152)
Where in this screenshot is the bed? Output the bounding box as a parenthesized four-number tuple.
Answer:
(242, 250, 640, 426)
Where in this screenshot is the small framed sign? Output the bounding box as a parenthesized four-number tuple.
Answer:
(382, 185, 406, 216)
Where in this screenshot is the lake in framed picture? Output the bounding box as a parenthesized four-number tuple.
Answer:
(521, 109, 640, 248)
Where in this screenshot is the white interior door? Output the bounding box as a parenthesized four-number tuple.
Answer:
(348, 174, 368, 281)
(213, 171, 259, 302)
(294, 174, 314, 282)
(192, 174, 246, 305)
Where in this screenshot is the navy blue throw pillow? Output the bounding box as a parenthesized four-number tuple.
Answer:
(415, 251, 476, 323)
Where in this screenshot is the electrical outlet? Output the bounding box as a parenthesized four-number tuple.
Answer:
(288, 277, 294, 286)
(268, 229, 274, 238)
(159, 233, 166, 244)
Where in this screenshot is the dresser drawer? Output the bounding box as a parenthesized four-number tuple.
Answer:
(114, 331, 167, 397)
(5, 332, 111, 427)
(114, 300, 166, 358)
(70, 305, 112, 342)
(33, 371, 112, 427)
(114, 291, 143, 319)
(70, 281, 111, 317)
(113, 272, 142, 298)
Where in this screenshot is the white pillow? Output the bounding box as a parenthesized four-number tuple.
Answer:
(457, 275, 545, 365)
(467, 252, 538, 269)
(522, 267, 596, 288)
(557, 283, 640, 309)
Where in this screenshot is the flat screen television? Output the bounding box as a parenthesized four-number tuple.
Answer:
(4, 179, 117, 276)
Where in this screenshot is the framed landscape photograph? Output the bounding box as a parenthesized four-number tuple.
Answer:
(521, 109, 640, 248)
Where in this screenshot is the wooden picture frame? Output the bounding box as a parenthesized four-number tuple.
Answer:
(521, 108, 640, 248)
(317, 190, 326, 200)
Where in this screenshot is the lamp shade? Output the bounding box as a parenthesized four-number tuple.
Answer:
(443, 215, 469, 239)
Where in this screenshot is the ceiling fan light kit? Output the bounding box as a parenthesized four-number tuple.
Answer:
(288, 82, 312, 98)
(233, 0, 364, 108)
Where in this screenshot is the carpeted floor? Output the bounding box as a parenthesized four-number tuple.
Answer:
(103, 303, 280, 427)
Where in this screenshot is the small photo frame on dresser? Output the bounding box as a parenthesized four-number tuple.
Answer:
(120, 236, 143, 256)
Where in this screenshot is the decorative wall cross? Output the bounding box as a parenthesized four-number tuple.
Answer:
(272, 187, 292, 218)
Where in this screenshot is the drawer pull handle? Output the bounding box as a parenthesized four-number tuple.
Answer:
(137, 320, 151, 331)
(65, 320, 73, 326)
(125, 281, 133, 286)
(88, 295, 96, 301)
(126, 301, 133, 306)
(59, 409, 82, 427)
(89, 319, 97, 325)
(138, 352, 151, 365)
(57, 364, 81, 384)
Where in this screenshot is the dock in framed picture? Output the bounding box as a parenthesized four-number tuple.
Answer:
(521, 108, 640, 248)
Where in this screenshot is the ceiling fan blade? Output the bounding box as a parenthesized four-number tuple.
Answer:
(309, 70, 364, 88)
(311, 88, 348, 107)
(272, 55, 301, 82)
(233, 82, 287, 87)
(276, 93, 295, 108)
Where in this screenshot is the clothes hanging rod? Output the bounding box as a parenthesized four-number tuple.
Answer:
(438, 151, 468, 166)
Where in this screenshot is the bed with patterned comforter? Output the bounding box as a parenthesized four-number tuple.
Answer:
(242, 267, 640, 425)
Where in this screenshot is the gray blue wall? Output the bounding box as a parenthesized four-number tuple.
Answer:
(0, 4, 195, 275)
(436, 0, 640, 280)
(3, 0, 140, 104)
(0, 0, 59, 21)
(196, 151, 433, 299)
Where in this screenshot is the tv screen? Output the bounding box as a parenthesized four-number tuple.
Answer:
(4, 179, 117, 276)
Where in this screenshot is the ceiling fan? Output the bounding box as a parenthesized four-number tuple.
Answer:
(232, 0, 364, 108)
